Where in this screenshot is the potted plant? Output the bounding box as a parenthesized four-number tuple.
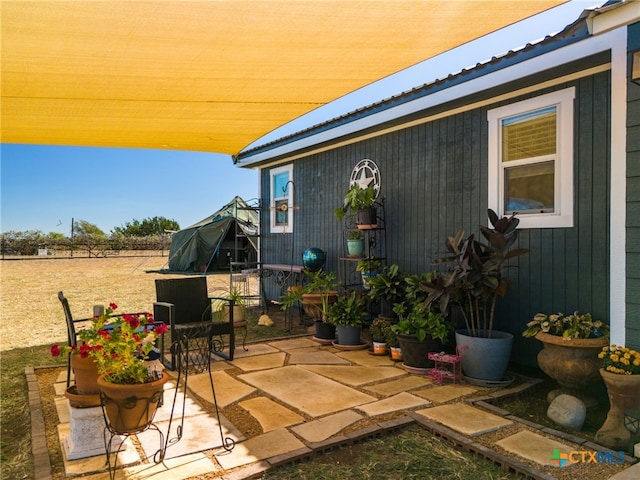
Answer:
(369, 317, 392, 354)
(334, 184, 377, 226)
(523, 311, 609, 397)
(53, 303, 169, 434)
(596, 345, 640, 450)
(346, 230, 365, 258)
(421, 209, 529, 382)
(280, 269, 339, 340)
(367, 263, 406, 318)
(329, 291, 366, 345)
(385, 327, 403, 361)
(356, 258, 381, 288)
(392, 301, 453, 371)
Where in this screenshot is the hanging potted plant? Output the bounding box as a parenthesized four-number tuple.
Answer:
(334, 184, 377, 227)
(59, 303, 169, 434)
(522, 311, 609, 396)
(421, 209, 529, 382)
(280, 270, 339, 340)
(595, 345, 640, 450)
(329, 291, 366, 346)
(391, 302, 453, 372)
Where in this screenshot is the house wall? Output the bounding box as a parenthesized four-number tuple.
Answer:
(260, 69, 612, 366)
(627, 21, 640, 349)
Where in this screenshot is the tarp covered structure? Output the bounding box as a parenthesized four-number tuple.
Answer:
(1, 1, 564, 156)
(168, 197, 259, 272)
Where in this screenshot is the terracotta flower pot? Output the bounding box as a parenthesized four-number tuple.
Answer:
(97, 372, 169, 434)
(595, 368, 640, 450)
(70, 354, 100, 395)
(535, 332, 607, 391)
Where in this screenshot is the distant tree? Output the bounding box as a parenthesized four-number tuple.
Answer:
(113, 216, 180, 237)
(73, 220, 105, 237)
(0, 230, 44, 255)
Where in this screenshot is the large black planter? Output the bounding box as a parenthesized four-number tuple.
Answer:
(397, 334, 443, 369)
(315, 321, 336, 340)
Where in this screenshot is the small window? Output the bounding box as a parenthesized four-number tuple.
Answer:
(270, 164, 293, 233)
(488, 88, 575, 228)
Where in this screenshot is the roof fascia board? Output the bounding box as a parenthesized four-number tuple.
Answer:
(587, 1, 640, 35)
(236, 27, 621, 168)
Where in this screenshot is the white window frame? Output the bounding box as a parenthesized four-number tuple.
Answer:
(269, 164, 294, 233)
(488, 87, 575, 229)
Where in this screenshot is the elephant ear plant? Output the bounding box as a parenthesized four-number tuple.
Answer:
(421, 209, 529, 338)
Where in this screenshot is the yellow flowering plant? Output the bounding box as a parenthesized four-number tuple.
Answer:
(598, 345, 640, 375)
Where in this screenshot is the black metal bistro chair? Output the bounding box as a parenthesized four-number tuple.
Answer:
(154, 276, 235, 371)
(58, 291, 94, 388)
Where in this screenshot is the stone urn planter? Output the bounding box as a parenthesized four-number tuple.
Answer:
(595, 369, 640, 450)
(535, 332, 607, 392)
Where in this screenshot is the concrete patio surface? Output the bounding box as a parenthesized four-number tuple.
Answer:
(35, 334, 639, 479)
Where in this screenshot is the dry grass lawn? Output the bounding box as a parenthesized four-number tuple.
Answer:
(0, 255, 232, 352)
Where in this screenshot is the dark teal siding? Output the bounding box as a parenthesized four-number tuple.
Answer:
(260, 70, 612, 365)
(627, 21, 640, 350)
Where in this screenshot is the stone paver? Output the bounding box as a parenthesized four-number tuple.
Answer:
(495, 430, 578, 467)
(239, 365, 376, 417)
(413, 384, 477, 403)
(301, 364, 406, 386)
(291, 410, 364, 443)
(356, 392, 429, 416)
(57, 423, 139, 476)
(188, 370, 255, 407)
(232, 352, 286, 371)
(215, 428, 306, 470)
(289, 350, 351, 365)
(364, 375, 432, 396)
(266, 337, 318, 351)
(415, 403, 512, 436)
(138, 412, 244, 460)
(124, 453, 220, 480)
(336, 349, 396, 366)
(232, 343, 280, 358)
(239, 397, 304, 432)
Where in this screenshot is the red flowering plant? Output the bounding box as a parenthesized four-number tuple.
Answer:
(51, 302, 168, 384)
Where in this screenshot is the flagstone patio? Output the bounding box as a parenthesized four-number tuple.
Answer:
(35, 335, 639, 480)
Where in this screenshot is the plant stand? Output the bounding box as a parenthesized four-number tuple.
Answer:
(428, 350, 463, 385)
(101, 323, 236, 480)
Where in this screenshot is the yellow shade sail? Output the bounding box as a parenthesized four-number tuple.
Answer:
(1, 1, 564, 156)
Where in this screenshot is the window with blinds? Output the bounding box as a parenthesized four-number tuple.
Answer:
(487, 87, 575, 229)
(502, 106, 557, 214)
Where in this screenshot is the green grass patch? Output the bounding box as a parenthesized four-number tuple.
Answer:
(261, 425, 514, 480)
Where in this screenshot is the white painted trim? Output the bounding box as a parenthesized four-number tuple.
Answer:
(487, 88, 575, 229)
(238, 30, 619, 167)
(269, 164, 294, 234)
(609, 26, 627, 347)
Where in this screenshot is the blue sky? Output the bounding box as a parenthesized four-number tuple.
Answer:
(0, 0, 599, 235)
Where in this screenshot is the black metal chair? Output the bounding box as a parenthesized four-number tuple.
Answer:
(154, 277, 235, 371)
(58, 291, 93, 388)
